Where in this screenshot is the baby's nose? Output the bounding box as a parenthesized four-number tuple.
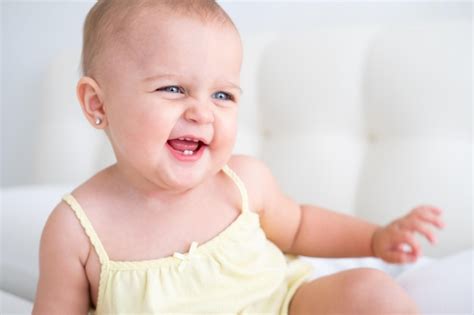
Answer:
(184, 101, 215, 124)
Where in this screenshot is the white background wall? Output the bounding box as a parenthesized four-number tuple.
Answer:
(1, 0, 471, 187)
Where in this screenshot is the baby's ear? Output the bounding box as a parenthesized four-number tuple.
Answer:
(76, 76, 106, 128)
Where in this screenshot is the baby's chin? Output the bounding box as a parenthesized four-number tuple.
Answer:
(158, 159, 214, 191)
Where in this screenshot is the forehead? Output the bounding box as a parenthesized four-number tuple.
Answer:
(105, 10, 242, 81)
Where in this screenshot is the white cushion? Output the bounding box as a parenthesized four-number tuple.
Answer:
(253, 22, 471, 256)
(1, 185, 73, 302)
(301, 255, 433, 280)
(0, 290, 33, 314)
(397, 249, 473, 314)
(354, 22, 472, 257)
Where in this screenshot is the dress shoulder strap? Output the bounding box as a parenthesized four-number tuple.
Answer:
(62, 194, 109, 264)
(222, 165, 250, 213)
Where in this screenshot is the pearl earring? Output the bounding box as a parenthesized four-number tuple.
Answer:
(95, 117, 102, 125)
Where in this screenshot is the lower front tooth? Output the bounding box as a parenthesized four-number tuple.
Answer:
(183, 150, 193, 155)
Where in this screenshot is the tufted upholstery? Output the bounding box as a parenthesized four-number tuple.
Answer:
(244, 22, 472, 257)
(34, 22, 471, 258)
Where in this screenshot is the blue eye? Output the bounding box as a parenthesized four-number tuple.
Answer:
(213, 91, 233, 101)
(157, 86, 184, 94)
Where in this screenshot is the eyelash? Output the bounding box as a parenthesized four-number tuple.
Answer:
(157, 86, 185, 94)
(156, 86, 235, 101)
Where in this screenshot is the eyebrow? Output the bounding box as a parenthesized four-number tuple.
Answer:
(143, 74, 243, 94)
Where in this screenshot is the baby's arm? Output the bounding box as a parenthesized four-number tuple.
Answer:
(230, 155, 443, 263)
(230, 155, 378, 257)
(33, 203, 91, 315)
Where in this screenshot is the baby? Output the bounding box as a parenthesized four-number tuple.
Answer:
(33, 1, 444, 314)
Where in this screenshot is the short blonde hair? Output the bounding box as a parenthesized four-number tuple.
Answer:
(81, 0, 236, 77)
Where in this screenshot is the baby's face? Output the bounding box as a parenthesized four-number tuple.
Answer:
(99, 12, 242, 193)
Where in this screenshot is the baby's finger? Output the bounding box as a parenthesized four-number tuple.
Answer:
(411, 206, 445, 228)
(416, 205, 443, 215)
(393, 231, 421, 258)
(400, 219, 437, 244)
(384, 248, 418, 264)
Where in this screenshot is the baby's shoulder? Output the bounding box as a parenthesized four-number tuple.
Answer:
(227, 155, 275, 212)
(228, 154, 274, 181)
(41, 198, 91, 267)
(44, 168, 113, 264)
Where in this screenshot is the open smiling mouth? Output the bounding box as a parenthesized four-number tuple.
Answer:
(166, 137, 208, 161)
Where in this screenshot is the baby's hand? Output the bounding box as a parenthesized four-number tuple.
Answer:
(371, 205, 445, 263)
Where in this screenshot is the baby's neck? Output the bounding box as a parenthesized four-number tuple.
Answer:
(103, 163, 213, 210)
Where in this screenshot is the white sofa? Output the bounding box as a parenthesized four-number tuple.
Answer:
(2, 22, 472, 314)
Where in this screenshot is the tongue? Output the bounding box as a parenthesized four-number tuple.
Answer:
(168, 139, 200, 152)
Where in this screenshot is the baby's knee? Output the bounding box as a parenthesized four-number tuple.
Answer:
(341, 268, 419, 314)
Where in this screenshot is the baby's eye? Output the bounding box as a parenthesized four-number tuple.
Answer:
(157, 86, 185, 94)
(212, 91, 233, 101)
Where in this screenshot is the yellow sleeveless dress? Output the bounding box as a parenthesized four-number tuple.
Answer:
(62, 165, 313, 314)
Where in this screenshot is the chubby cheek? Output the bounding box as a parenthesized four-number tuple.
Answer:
(212, 112, 238, 157)
(108, 103, 177, 159)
